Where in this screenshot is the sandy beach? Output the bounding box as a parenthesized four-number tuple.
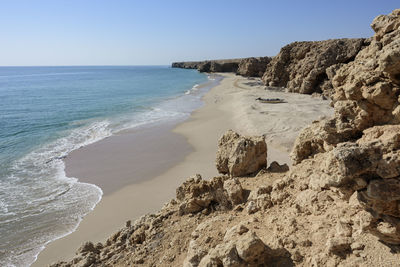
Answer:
(33, 73, 333, 266)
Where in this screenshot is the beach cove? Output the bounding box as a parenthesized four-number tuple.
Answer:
(33, 73, 333, 266)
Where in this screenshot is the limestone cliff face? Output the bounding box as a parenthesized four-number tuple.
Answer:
(172, 59, 243, 73)
(236, 57, 271, 77)
(172, 57, 271, 77)
(291, 9, 400, 245)
(172, 61, 203, 69)
(262, 38, 367, 96)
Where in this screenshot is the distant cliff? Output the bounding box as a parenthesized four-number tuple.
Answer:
(172, 38, 368, 97)
(172, 57, 271, 77)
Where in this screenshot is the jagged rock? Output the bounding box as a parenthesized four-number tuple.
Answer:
(223, 224, 249, 241)
(371, 9, 400, 41)
(306, 125, 400, 191)
(216, 130, 267, 176)
(77, 241, 98, 255)
(290, 118, 342, 164)
(184, 239, 208, 267)
(331, 10, 400, 134)
(223, 178, 245, 205)
(267, 161, 289, 172)
(247, 186, 273, 211)
(291, 9, 400, 165)
(235, 232, 268, 264)
(236, 57, 271, 77)
(176, 175, 246, 215)
(192, 227, 273, 267)
(198, 242, 241, 267)
(305, 126, 400, 243)
(262, 38, 366, 96)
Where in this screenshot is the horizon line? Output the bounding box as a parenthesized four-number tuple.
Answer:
(0, 64, 173, 67)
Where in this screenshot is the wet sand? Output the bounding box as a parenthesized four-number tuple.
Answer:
(65, 122, 192, 195)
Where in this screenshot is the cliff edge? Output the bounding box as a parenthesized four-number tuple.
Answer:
(53, 9, 400, 267)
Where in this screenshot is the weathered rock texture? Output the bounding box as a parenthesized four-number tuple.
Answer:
(236, 56, 271, 77)
(216, 130, 267, 177)
(291, 9, 400, 245)
(176, 174, 244, 215)
(292, 9, 400, 163)
(51, 164, 400, 267)
(262, 38, 367, 96)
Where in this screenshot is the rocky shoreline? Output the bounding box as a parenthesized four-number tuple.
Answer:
(172, 39, 369, 98)
(53, 9, 400, 267)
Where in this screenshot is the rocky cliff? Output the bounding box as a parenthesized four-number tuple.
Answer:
(172, 57, 271, 77)
(172, 59, 243, 73)
(236, 57, 271, 77)
(262, 38, 367, 96)
(53, 9, 400, 267)
(173, 41, 369, 97)
(291, 8, 400, 246)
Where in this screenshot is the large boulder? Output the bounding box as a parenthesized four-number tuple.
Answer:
(237, 57, 271, 77)
(262, 38, 366, 96)
(216, 130, 267, 177)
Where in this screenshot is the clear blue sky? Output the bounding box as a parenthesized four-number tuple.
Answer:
(0, 0, 398, 66)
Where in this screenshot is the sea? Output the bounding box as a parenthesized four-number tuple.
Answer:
(0, 66, 218, 266)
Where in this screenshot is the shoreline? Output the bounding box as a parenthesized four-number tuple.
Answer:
(33, 73, 333, 266)
(32, 74, 225, 266)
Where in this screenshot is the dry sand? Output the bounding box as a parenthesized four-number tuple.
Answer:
(33, 73, 333, 266)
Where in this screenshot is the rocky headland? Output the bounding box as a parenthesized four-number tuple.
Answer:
(172, 57, 271, 78)
(52, 9, 400, 267)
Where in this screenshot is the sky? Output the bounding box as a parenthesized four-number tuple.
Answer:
(0, 0, 398, 66)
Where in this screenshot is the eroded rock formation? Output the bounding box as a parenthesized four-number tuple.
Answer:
(172, 59, 243, 73)
(216, 130, 267, 177)
(262, 38, 367, 96)
(291, 9, 400, 245)
(172, 57, 271, 77)
(236, 57, 271, 77)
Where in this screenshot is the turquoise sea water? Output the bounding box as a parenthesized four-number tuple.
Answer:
(0, 66, 213, 266)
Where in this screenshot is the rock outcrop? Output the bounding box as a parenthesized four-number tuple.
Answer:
(172, 57, 271, 77)
(262, 38, 367, 96)
(172, 59, 243, 73)
(292, 9, 400, 163)
(236, 57, 271, 77)
(216, 130, 267, 177)
(291, 9, 400, 245)
(176, 174, 245, 215)
(172, 61, 204, 69)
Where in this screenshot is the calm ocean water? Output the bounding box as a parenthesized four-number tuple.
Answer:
(0, 66, 215, 266)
